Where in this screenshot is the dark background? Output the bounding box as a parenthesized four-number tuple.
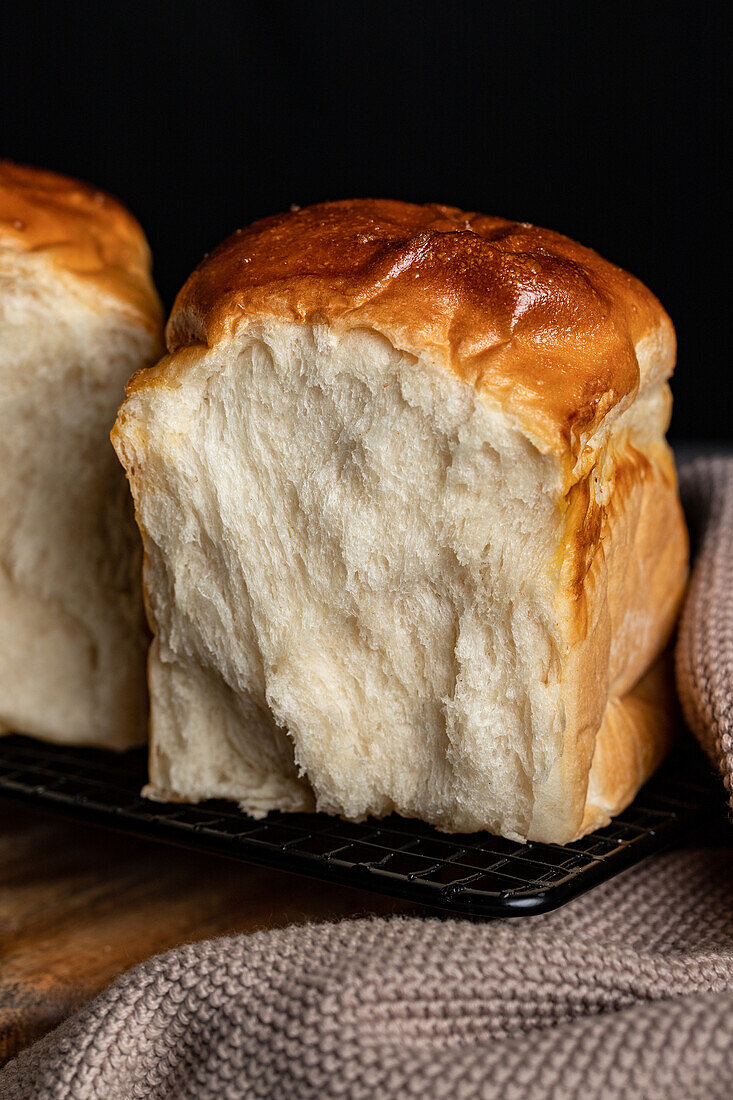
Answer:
(1, 1, 730, 440)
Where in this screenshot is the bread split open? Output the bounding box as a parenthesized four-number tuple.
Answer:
(114, 200, 688, 841)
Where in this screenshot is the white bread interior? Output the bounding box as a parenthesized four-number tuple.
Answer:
(0, 250, 160, 748)
(115, 320, 686, 840)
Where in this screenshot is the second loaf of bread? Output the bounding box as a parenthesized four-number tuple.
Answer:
(0, 162, 162, 749)
(113, 200, 688, 842)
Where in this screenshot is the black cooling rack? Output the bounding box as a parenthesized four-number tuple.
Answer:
(0, 733, 721, 917)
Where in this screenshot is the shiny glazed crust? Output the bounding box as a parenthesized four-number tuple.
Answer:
(0, 161, 161, 330)
(163, 198, 675, 454)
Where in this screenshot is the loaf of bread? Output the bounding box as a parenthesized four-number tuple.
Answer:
(0, 162, 162, 748)
(114, 200, 688, 841)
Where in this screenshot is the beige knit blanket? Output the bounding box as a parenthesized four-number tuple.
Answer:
(1, 455, 732, 1100)
(677, 457, 733, 800)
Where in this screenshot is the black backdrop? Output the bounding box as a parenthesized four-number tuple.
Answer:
(1, 1, 730, 440)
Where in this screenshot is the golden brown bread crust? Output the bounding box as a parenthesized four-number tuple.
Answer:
(536, 435, 688, 842)
(603, 438, 688, 696)
(582, 655, 677, 835)
(165, 199, 674, 453)
(0, 161, 161, 331)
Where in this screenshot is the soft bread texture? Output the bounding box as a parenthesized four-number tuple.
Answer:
(0, 162, 163, 748)
(114, 200, 688, 841)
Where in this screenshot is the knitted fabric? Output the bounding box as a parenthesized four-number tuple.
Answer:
(676, 457, 733, 803)
(3, 847, 733, 1100)
(2, 455, 732, 1100)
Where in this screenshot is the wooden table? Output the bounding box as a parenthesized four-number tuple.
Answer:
(0, 802, 413, 1064)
